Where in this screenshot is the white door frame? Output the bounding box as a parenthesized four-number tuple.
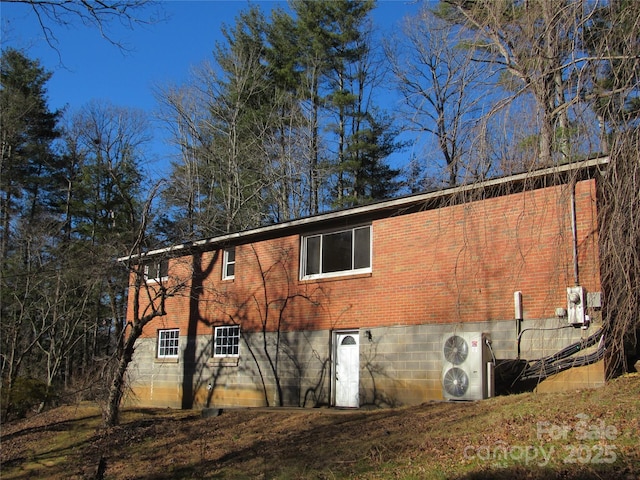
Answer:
(332, 330, 360, 407)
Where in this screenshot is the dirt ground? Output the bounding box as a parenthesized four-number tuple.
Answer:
(1, 374, 639, 479)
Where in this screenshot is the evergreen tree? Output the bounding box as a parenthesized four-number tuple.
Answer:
(160, 7, 277, 237)
(213, 6, 274, 231)
(345, 110, 401, 204)
(0, 48, 60, 262)
(263, 8, 312, 221)
(0, 48, 62, 418)
(160, 1, 402, 237)
(291, 0, 401, 210)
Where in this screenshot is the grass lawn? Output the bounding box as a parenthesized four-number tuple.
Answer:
(1, 374, 638, 479)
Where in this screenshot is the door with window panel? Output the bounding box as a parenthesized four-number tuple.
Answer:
(335, 331, 360, 407)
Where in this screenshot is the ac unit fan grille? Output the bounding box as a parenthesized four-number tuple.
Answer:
(442, 367, 469, 397)
(443, 335, 468, 365)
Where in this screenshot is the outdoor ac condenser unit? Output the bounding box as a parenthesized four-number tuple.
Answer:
(441, 332, 492, 401)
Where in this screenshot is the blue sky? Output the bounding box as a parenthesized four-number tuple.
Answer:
(2, 0, 421, 177)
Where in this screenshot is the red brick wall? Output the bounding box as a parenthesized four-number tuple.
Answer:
(133, 178, 600, 337)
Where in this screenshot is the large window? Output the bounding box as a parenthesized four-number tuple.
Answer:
(301, 225, 371, 279)
(157, 329, 179, 358)
(222, 247, 235, 280)
(214, 325, 240, 357)
(145, 259, 168, 282)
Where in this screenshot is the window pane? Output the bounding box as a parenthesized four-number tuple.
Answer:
(147, 262, 158, 279)
(158, 329, 179, 357)
(322, 231, 352, 273)
(354, 227, 371, 269)
(305, 236, 321, 275)
(341, 335, 356, 345)
(214, 325, 240, 357)
(226, 262, 235, 278)
(223, 248, 235, 279)
(301, 226, 371, 278)
(159, 260, 169, 278)
(146, 260, 168, 280)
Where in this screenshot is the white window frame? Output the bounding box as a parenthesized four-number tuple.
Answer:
(222, 247, 235, 280)
(157, 329, 179, 358)
(213, 325, 240, 358)
(300, 225, 372, 280)
(144, 259, 168, 283)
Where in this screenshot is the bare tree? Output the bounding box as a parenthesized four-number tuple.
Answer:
(598, 128, 640, 377)
(443, 0, 602, 165)
(442, 0, 640, 376)
(1, 242, 57, 418)
(387, 5, 489, 187)
(51, 101, 165, 425)
(157, 53, 271, 236)
(154, 85, 204, 242)
(2, 0, 165, 53)
(105, 250, 183, 426)
(590, 1, 640, 375)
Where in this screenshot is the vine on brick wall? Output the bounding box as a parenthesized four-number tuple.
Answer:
(598, 127, 640, 376)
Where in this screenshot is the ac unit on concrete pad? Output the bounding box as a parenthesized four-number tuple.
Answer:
(442, 332, 493, 401)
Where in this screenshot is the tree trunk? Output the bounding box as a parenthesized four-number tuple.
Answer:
(104, 324, 141, 427)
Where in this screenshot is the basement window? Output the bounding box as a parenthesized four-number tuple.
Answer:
(214, 325, 240, 358)
(300, 225, 371, 280)
(157, 329, 179, 358)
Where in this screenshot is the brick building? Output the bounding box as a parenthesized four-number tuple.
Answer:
(123, 158, 607, 409)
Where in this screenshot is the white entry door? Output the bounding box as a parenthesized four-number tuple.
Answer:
(335, 331, 359, 407)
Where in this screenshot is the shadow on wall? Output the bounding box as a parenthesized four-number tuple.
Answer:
(360, 333, 402, 408)
(180, 245, 341, 408)
(182, 250, 218, 409)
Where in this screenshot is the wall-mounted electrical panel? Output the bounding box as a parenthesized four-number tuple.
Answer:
(567, 286, 586, 326)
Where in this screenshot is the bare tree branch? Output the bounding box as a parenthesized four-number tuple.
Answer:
(3, 0, 166, 56)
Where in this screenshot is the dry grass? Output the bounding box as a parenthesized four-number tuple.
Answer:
(1, 374, 639, 479)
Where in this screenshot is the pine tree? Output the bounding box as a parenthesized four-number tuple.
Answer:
(0, 48, 60, 261)
(0, 48, 61, 418)
(291, 0, 401, 210)
(160, 7, 278, 237)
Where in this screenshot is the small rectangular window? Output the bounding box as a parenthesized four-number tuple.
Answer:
(301, 225, 372, 279)
(145, 259, 169, 282)
(158, 329, 179, 358)
(214, 325, 240, 357)
(222, 247, 235, 280)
